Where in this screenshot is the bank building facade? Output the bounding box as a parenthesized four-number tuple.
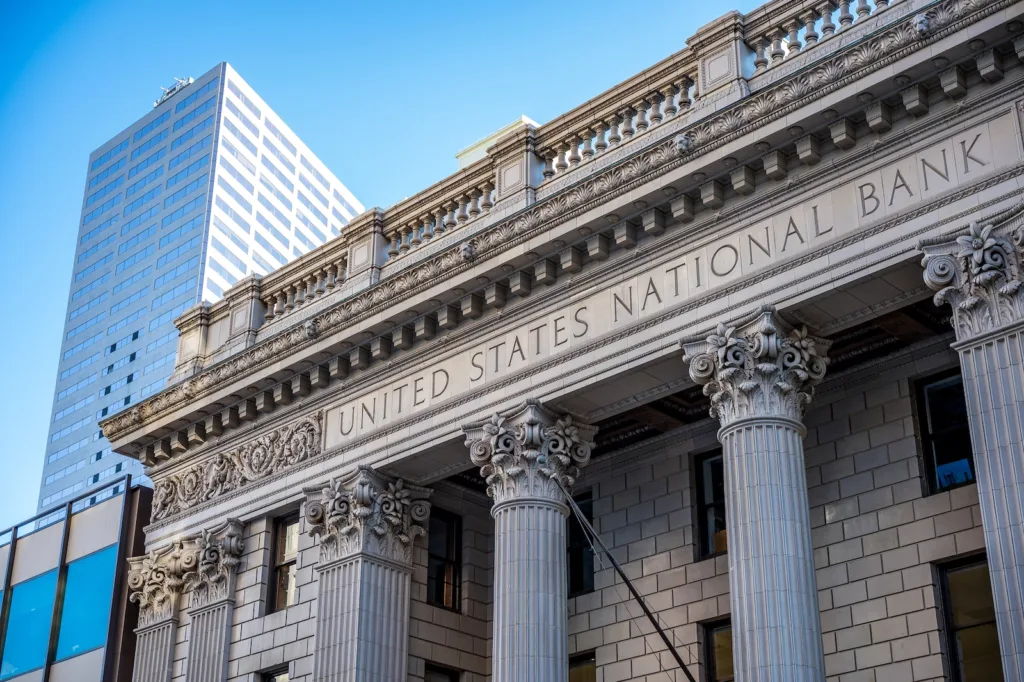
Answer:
(101, 0, 1024, 680)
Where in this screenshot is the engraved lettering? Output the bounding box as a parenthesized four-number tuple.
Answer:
(782, 218, 805, 251)
(470, 351, 484, 382)
(360, 398, 376, 429)
(921, 149, 949, 191)
(509, 335, 526, 365)
(710, 244, 739, 277)
(747, 226, 771, 264)
(665, 263, 686, 297)
(529, 324, 546, 356)
(489, 341, 506, 372)
(811, 205, 832, 237)
(641, 278, 662, 310)
(339, 405, 355, 436)
(573, 307, 589, 338)
(960, 133, 987, 173)
(432, 369, 449, 398)
(553, 316, 568, 347)
(888, 169, 914, 205)
(392, 383, 408, 415)
(613, 287, 633, 322)
(413, 377, 426, 406)
(858, 182, 880, 217)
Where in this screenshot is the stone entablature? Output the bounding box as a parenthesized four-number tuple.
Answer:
(100, 0, 1021, 468)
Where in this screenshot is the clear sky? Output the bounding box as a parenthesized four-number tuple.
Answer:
(0, 0, 756, 529)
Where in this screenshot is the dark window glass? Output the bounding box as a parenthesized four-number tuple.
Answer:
(427, 509, 461, 611)
(567, 492, 594, 597)
(425, 663, 460, 682)
(696, 450, 727, 558)
(569, 652, 597, 682)
(270, 514, 300, 612)
(56, 544, 118, 660)
(0, 569, 58, 679)
(941, 558, 1004, 682)
(263, 669, 289, 682)
(918, 370, 975, 493)
(704, 619, 734, 682)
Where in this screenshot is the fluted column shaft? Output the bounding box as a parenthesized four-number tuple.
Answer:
(682, 307, 829, 682)
(314, 555, 412, 682)
(492, 497, 569, 682)
(463, 400, 598, 682)
(185, 600, 233, 682)
(303, 467, 431, 682)
(132, 619, 177, 682)
(920, 208, 1024, 681)
(719, 417, 824, 682)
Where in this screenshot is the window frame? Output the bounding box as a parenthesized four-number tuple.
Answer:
(938, 554, 1001, 682)
(268, 512, 300, 614)
(694, 449, 727, 560)
(426, 508, 462, 612)
(567, 490, 595, 598)
(261, 666, 290, 682)
(569, 650, 597, 682)
(914, 368, 976, 495)
(424, 662, 461, 682)
(702, 618, 733, 682)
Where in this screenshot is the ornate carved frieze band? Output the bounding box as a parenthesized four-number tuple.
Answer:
(151, 412, 322, 522)
(681, 305, 830, 427)
(920, 201, 1024, 339)
(303, 466, 431, 566)
(127, 519, 244, 628)
(99, 0, 1007, 448)
(462, 400, 598, 506)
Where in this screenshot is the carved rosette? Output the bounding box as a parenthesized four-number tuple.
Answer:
(462, 400, 598, 507)
(303, 466, 431, 567)
(682, 306, 830, 428)
(920, 203, 1024, 341)
(127, 518, 244, 627)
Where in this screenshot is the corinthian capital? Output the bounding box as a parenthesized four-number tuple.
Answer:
(462, 400, 598, 506)
(126, 518, 244, 627)
(920, 203, 1024, 340)
(681, 306, 829, 427)
(303, 466, 431, 567)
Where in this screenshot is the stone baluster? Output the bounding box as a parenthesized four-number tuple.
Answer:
(786, 19, 802, 55)
(456, 194, 470, 224)
(542, 149, 556, 179)
(856, 0, 871, 18)
(315, 271, 326, 296)
(263, 297, 276, 322)
(275, 291, 287, 317)
(480, 181, 494, 212)
(838, 0, 854, 29)
(399, 225, 412, 253)
(469, 190, 482, 218)
(444, 201, 458, 231)
(770, 30, 786, 64)
(463, 401, 598, 682)
(326, 264, 338, 290)
(409, 220, 422, 248)
(433, 207, 447, 237)
(649, 91, 664, 125)
(919, 206, 1024, 682)
(634, 99, 650, 132)
(663, 84, 680, 117)
(580, 130, 595, 161)
(554, 142, 569, 173)
(678, 77, 693, 109)
(304, 467, 431, 682)
(421, 213, 435, 241)
(294, 281, 306, 307)
(594, 122, 609, 153)
(876, 0, 889, 10)
(285, 285, 296, 312)
(566, 138, 581, 167)
(681, 307, 829, 682)
(306, 275, 317, 301)
(607, 115, 622, 147)
(819, 2, 836, 38)
(753, 37, 770, 73)
(183, 520, 244, 682)
(388, 231, 401, 258)
(803, 12, 819, 47)
(620, 106, 636, 139)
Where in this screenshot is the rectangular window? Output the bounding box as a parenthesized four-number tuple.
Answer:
(170, 116, 214, 151)
(0, 570, 58, 679)
(228, 79, 262, 118)
(270, 513, 300, 612)
(225, 98, 260, 137)
(917, 369, 975, 493)
(703, 619, 734, 682)
(696, 450, 727, 559)
(262, 137, 295, 173)
(56, 544, 117, 660)
(172, 96, 215, 131)
(567, 491, 594, 597)
(941, 557, 1004, 682)
(133, 110, 170, 142)
(223, 117, 257, 155)
(568, 653, 596, 682)
(219, 157, 254, 193)
(167, 135, 211, 170)
(161, 193, 205, 228)
(91, 138, 128, 172)
(427, 509, 461, 611)
(262, 670, 289, 682)
(264, 119, 296, 156)
(174, 76, 218, 113)
(130, 129, 168, 160)
(222, 139, 256, 175)
(425, 664, 460, 682)
(218, 177, 253, 214)
(128, 146, 166, 179)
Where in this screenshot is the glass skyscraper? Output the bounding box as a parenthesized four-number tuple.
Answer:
(38, 62, 362, 513)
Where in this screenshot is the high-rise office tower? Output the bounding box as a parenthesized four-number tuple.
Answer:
(38, 62, 362, 512)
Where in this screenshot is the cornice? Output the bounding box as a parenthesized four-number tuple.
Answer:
(102, 0, 1012, 448)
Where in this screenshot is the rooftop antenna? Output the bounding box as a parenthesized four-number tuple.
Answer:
(154, 76, 195, 108)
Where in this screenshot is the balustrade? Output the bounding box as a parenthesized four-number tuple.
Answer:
(262, 258, 346, 325)
(384, 180, 496, 262)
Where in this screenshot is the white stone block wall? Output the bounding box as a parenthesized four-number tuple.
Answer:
(568, 344, 987, 682)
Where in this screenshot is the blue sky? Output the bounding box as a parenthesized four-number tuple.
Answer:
(0, 0, 755, 529)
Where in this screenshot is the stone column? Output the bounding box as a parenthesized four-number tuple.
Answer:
(920, 204, 1024, 681)
(128, 544, 191, 682)
(183, 520, 244, 682)
(463, 400, 598, 682)
(682, 307, 829, 682)
(303, 466, 431, 682)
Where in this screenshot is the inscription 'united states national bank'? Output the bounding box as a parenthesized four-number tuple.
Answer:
(324, 112, 1020, 450)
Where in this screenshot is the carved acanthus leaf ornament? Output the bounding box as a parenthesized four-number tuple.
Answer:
(303, 466, 431, 566)
(920, 203, 1024, 340)
(462, 400, 598, 506)
(127, 519, 244, 627)
(151, 413, 322, 522)
(682, 306, 830, 427)
(99, 0, 1003, 447)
